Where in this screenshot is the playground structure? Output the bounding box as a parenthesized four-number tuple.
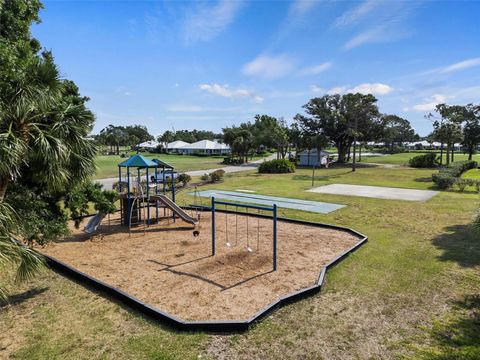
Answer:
(116, 154, 197, 231)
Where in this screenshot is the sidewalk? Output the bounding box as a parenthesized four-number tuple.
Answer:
(96, 154, 277, 190)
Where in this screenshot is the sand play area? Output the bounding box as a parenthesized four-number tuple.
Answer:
(40, 210, 363, 321)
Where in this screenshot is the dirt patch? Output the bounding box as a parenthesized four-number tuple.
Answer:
(39, 211, 361, 321)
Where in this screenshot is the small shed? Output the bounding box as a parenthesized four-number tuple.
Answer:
(298, 149, 332, 167)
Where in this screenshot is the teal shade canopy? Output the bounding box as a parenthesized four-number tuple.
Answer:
(118, 154, 158, 168)
(152, 158, 174, 169)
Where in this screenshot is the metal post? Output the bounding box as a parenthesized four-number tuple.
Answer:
(155, 165, 158, 222)
(171, 167, 176, 222)
(118, 166, 122, 225)
(211, 197, 216, 256)
(162, 166, 166, 195)
(127, 167, 130, 227)
(146, 167, 150, 225)
(273, 204, 277, 271)
(312, 164, 315, 187)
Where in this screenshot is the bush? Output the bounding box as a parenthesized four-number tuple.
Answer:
(409, 153, 439, 168)
(222, 157, 244, 165)
(432, 160, 478, 189)
(177, 173, 191, 186)
(209, 169, 225, 183)
(201, 173, 210, 182)
(258, 159, 295, 174)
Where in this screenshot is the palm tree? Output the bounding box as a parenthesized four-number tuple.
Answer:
(0, 55, 97, 299)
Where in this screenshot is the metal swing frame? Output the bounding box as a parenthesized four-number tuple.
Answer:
(211, 197, 278, 271)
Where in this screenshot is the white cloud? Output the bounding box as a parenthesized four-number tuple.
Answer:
(290, 0, 319, 17)
(344, 26, 387, 49)
(310, 85, 325, 93)
(310, 83, 393, 95)
(327, 86, 348, 94)
(300, 61, 333, 75)
(242, 54, 296, 79)
(199, 83, 264, 103)
(348, 83, 393, 95)
(406, 94, 450, 112)
(182, 0, 243, 42)
(437, 57, 480, 74)
(335, 0, 380, 28)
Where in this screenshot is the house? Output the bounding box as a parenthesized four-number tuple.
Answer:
(176, 140, 230, 155)
(298, 149, 332, 167)
(136, 140, 161, 150)
(165, 140, 191, 153)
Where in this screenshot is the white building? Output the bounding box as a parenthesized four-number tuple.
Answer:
(298, 149, 332, 167)
(176, 140, 230, 155)
(165, 140, 191, 153)
(136, 140, 161, 150)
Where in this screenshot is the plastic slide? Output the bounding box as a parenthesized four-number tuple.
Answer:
(84, 212, 106, 234)
(151, 194, 198, 225)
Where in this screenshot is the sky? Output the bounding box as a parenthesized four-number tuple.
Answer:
(32, 0, 480, 136)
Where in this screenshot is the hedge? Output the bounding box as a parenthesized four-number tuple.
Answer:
(409, 153, 438, 168)
(258, 159, 295, 174)
(432, 160, 478, 190)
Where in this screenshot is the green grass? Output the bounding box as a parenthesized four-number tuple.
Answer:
(2, 165, 479, 359)
(463, 168, 480, 179)
(364, 152, 480, 166)
(95, 152, 272, 179)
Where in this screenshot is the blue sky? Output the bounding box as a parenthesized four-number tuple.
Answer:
(33, 0, 480, 136)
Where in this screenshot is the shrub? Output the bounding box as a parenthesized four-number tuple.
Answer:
(409, 153, 438, 168)
(209, 169, 225, 183)
(222, 157, 244, 165)
(201, 173, 210, 182)
(432, 160, 478, 190)
(177, 173, 191, 186)
(258, 159, 295, 174)
(474, 211, 480, 232)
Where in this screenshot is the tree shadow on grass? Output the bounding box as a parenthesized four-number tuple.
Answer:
(0, 287, 48, 308)
(432, 224, 480, 268)
(420, 294, 480, 359)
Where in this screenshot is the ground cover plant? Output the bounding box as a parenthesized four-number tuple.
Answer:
(2, 165, 479, 359)
(432, 160, 478, 190)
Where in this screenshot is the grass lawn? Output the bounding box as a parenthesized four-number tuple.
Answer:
(363, 152, 480, 166)
(95, 152, 272, 179)
(2, 165, 479, 359)
(463, 168, 480, 179)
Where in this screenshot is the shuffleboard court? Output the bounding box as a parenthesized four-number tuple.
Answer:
(307, 184, 438, 201)
(191, 190, 346, 214)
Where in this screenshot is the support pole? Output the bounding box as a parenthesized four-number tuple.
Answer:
(127, 167, 130, 228)
(211, 197, 215, 256)
(171, 167, 176, 222)
(273, 204, 277, 271)
(146, 167, 150, 225)
(118, 166, 122, 225)
(155, 165, 158, 223)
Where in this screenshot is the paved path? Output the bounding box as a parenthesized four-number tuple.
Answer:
(307, 184, 438, 201)
(96, 154, 277, 190)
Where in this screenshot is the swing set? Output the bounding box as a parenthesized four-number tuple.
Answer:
(210, 197, 278, 271)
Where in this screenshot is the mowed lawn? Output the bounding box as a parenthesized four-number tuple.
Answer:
(95, 153, 226, 179)
(364, 152, 480, 165)
(95, 152, 272, 179)
(2, 165, 479, 359)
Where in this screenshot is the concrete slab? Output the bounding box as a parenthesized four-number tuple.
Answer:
(191, 190, 346, 214)
(307, 184, 438, 201)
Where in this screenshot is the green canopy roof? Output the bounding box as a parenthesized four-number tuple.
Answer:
(118, 154, 158, 168)
(152, 158, 174, 169)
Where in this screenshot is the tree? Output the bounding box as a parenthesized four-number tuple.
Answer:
(461, 104, 480, 160)
(298, 93, 380, 166)
(0, 1, 97, 299)
(158, 130, 175, 150)
(380, 115, 416, 153)
(223, 127, 254, 163)
(429, 104, 464, 165)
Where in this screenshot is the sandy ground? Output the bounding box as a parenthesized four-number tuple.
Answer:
(39, 211, 361, 321)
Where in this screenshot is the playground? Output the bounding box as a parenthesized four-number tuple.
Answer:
(35, 154, 365, 324)
(41, 210, 362, 321)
